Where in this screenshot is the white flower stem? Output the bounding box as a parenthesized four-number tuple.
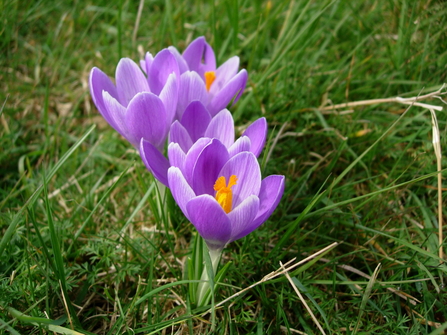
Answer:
(196, 248, 222, 306)
(209, 248, 222, 273)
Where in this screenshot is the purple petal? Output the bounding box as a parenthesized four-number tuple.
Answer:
(168, 142, 186, 170)
(115, 58, 150, 107)
(209, 56, 239, 95)
(230, 70, 248, 103)
(101, 91, 128, 139)
(228, 136, 251, 157)
(159, 73, 178, 125)
(124, 92, 168, 148)
(228, 195, 260, 242)
(199, 41, 216, 74)
(177, 71, 208, 120)
(182, 36, 206, 74)
(140, 139, 170, 186)
(204, 109, 235, 148)
(242, 117, 267, 157)
(186, 194, 231, 250)
(148, 49, 180, 96)
(207, 69, 248, 116)
(168, 46, 189, 73)
(168, 167, 196, 220)
(90, 67, 119, 121)
(140, 52, 154, 75)
(218, 152, 261, 208)
(192, 139, 229, 196)
(169, 121, 193, 153)
(183, 137, 213, 185)
(180, 101, 211, 142)
(250, 175, 285, 229)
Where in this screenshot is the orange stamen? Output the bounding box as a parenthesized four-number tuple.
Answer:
(214, 175, 238, 214)
(204, 71, 216, 91)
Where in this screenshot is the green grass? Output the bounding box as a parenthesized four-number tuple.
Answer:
(2, 0, 447, 333)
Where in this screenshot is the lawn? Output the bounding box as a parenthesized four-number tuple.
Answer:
(1, 0, 447, 334)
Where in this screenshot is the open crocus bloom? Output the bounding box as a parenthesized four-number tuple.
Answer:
(167, 138, 285, 251)
(89, 49, 179, 150)
(140, 101, 268, 186)
(143, 36, 248, 118)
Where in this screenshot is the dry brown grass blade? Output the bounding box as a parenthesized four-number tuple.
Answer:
(280, 261, 327, 335)
(429, 108, 444, 261)
(204, 242, 339, 315)
(60, 279, 74, 330)
(265, 121, 288, 165)
(320, 84, 445, 112)
(317, 258, 420, 305)
(280, 325, 308, 334)
(132, 0, 145, 44)
(403, 304, 442, 328)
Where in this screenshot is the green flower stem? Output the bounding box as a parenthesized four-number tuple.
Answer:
(156, 180, 166, 206)
(155, 180, 168, 221)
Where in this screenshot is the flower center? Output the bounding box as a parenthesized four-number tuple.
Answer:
(204, 71, 216, 91)
(213, 175, 238, 214)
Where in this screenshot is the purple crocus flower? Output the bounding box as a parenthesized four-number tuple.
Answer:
(141, 36, 248, 119)
(140, 101, 268, 187)
(89, 49, 179, 150)
(167, 138, 285, 251)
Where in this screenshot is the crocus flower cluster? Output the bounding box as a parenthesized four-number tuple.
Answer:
(89, 36, 284, 252)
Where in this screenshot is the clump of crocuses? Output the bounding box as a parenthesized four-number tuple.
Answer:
(89, 36, 285, 306)
(90, 36, 248, 152)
